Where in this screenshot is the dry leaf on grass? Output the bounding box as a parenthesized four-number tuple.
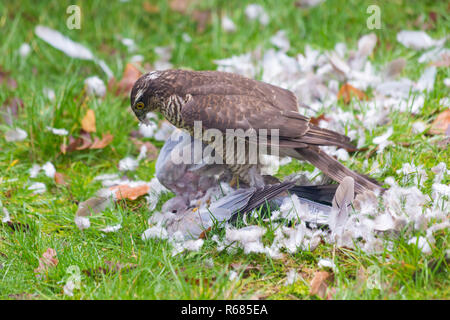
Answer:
(310, 114, 331, 126)
(110, 63, 142, 97)
(429, 109, 450, 136)
(61, 132, 113, 153)
(81, 109, 96, 133)
(143, 1, 160, 13)
(109, 184, 150, 200)
(90, 132, 114, 149)
(338, 83, 368, 104)
(309, 271, 333, 299)
(34, 248, 58, 277)
(54, 172, 68, 186)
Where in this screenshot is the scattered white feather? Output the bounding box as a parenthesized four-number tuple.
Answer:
(228, 270, 239, 281)
(100, 224, 121, 233)
(118, 156, 139, 171)
(2, 207, 11, 223)
(444, 78, 450, 88)
(318, 258, 336, 270)
(121, 38, 136, 52)
(415, 66, 436, 92)
(284, 269, 299, 286)
(396, 30, 445, 50)
(408, 236, 432, 254)
(35, 25, 94, 59)
(63, 280, 76, 297)
(226, 226, 266, 254)
(139, 122, 158, 138)
(372, 127, 393, 153)
(221, 16, 237, 33)
(411, 121, 427, 134)
(35, 25, 113, 78)
(28, 182, 46, 194)
(245, 4, 269, 25)
(74, 216, 91, 230)
(29, 164, 42, 178)
(171, 238, 204, 256)
(181, 33, 192, 43)
(130, 54, 144, 63)
(142, 225, 169, 240)
(43, 88, 56, 101)
(46, 126, 69, 136)
(18, 43, 31, 58)
(5, 128, 27, 142)
(84, 76, 106, 97)
(270, 30, 290, 52)
(42, 162, 56, 179)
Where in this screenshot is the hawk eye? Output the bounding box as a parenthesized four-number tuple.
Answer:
(136, 102, 145, 110)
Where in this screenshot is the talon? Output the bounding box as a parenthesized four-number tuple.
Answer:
(230, 175, 240, 188)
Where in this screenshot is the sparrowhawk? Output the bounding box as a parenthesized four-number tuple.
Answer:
(130, 69, 382, 194)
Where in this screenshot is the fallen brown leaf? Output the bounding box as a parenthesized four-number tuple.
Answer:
(90, 132, 114, 149)
(34, 248, 58, 276)
(54, 172, 68, 186)
(143, 1, 160, 13)
(76, 131, 94, 150)
(199, 226, 212, 239)
(309, 271, 333, 299)
(112, 63, 142, 97)
(81, 109, 96, 133)
(109, 184, 150, 200)
(338, 83, 368, 104)
(429, 108, 450, 135)
(310, 114, 331, 126)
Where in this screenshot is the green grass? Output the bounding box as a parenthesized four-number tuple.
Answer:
(0, 0, 449, 299)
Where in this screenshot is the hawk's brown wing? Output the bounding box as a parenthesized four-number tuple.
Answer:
(173, 70, 299, 112)
(180, 94, 353, 150)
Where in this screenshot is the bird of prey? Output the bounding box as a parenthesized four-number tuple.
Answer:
(130, 69, 382, 194)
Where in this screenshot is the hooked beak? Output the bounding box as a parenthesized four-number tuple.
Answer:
(138, 114, 151, 125)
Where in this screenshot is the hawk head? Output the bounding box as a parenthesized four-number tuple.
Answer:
(130, 71, 165, 124)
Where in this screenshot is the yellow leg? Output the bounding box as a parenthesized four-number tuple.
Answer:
(229, 175, 240, 188)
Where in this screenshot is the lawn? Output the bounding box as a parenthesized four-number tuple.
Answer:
(0, 0, 449, 300)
